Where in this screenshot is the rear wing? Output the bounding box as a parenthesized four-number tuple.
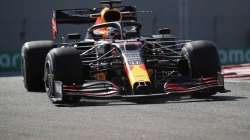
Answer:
(54, 8, 96, 24)
(51, 6, 137, 39)
(53, 6, 137, 24)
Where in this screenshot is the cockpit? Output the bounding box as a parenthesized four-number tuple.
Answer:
(86, 21, 142, 40)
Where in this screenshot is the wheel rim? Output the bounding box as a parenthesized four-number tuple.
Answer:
(44, 63, 55, 99)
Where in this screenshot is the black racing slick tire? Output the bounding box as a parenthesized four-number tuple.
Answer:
(181, 41, 221, 97)
(21, 41, 54, 92)
(181, 40, 221, 78)
(44, 47, 82, 104)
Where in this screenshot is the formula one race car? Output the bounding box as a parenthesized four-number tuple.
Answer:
(21, 0, 228, 104)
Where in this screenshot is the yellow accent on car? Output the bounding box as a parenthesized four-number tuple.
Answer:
(127, 65, 151, 89)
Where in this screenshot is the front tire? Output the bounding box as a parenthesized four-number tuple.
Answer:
(181, 41, 221, 97)
(44, 47, 83, 104)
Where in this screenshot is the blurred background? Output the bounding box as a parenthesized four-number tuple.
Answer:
(0, 0, 250, 72)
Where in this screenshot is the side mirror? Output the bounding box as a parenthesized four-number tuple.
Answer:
(158, 28, 171, 35)
(67, 33, 81, 40)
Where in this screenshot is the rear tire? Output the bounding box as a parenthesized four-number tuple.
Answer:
(181, 41, 221, 97)
(44, 47, 83, 104)
(21, 41, 54, 92)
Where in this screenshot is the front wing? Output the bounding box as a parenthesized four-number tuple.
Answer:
(53, 74, 228, 102)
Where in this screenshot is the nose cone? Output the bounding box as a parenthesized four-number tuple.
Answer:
(133, 81, 152, 94)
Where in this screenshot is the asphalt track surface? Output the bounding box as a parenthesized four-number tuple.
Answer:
(0, 76, 250, 140)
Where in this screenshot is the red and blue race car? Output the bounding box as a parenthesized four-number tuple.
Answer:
(21, 0, 228, 104)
